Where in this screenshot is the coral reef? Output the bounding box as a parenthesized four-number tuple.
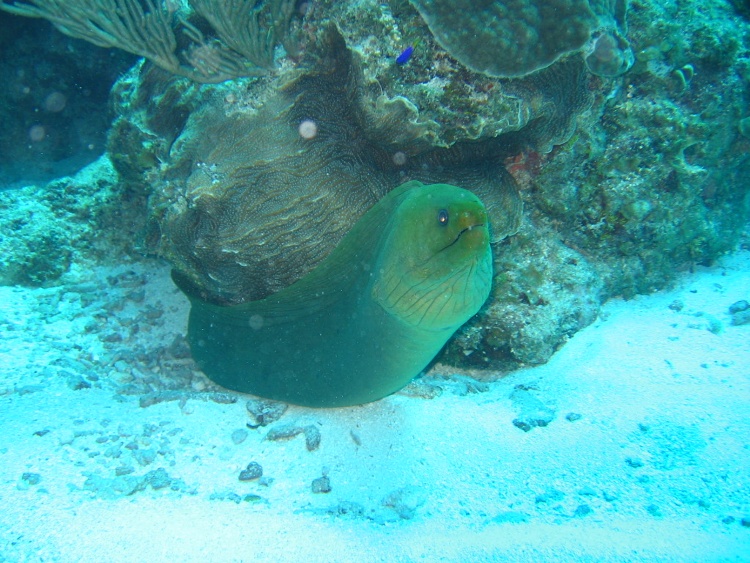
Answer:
(122, 27, 522, 304)
(0, 157, 143, 286)
(312, 0, 607, 149)
(525, 0, 750, 298)
(0, 0, 748, 374)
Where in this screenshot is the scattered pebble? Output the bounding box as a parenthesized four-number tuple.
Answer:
(510, 386, 555, 431)
(625, 457, 644, 468)
(239, 462, 263, 481)
(398, 378, 443, 399)
(21, 472, 41, 485)
(139, 391, 238, 408)
(231, 429, 248, 445)
(264, 423, 322, 451)
(209, 491, 265, 504)
(311, 475, 331, 494)
(146, 467, 172, 489)
(325, 501, 365, 519)
(82, 467, 185, 499)
(304, 425, 321, 451)
(265, 424, 303, 442)
(668, 299, 684, 311)
(731, 309, 750, 326)
(535, 489, 565, 504)
(728, 300, 749, 314)
(382, 486, 425, 520)
(132, 449, 156, 466)
(246, 399, 287, 427)
(414, 374, 490, 396)
(58, 429, 76, 446)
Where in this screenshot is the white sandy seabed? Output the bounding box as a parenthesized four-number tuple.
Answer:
(0, 244, 748, 563)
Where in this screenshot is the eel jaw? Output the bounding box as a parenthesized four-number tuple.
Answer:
(444, 222, 486, 250)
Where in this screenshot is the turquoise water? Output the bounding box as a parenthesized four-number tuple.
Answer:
(0, 1, 748, 561)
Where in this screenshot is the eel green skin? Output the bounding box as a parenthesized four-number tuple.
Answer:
(173, 181, 493, 408)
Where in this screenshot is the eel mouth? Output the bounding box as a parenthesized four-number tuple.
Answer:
(443, 222, 486, 251)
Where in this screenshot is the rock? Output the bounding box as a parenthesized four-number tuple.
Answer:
(327, 502, 365, 519)
(311, 476, 331, 494)
(145, 468, 171, 490)
(565, 412, 582, 422)
(83, 473, 144, 498)
(728, 300, 749, 314)
(208, 393, 237, 404)
(731, 309, 750, 326)
(382, 486, 425, 520)
(303, 426, 321, 451)
(21, 472, 41, 485)
(573, 504, 592, 517)
(625, 457, 644, 468)
(133, 449, 156, 466)
(398, 378, 443, 399)
(166, 335, 192, 359)
(246, 399, 287, 427)
(510, 386, 555, 431)
(231, 429, 248, 445)
(210, 491, 242, 503)
(65, 373, 92, 390)
(58, 428, 76, 446)
(535, 488, 565, 504)
(239, 462, 263, 482)
(265, 425, 303, 442)
(668, 299, 684, 311)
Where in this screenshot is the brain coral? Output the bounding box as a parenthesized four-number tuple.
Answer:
(407, 0, 597, 77)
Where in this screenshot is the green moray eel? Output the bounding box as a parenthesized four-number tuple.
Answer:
(173, 181, 493, 408)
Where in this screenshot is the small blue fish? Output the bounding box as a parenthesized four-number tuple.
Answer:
(396, 45, 414, 65)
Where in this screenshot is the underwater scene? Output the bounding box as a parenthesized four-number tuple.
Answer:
(0, 0, 749, 561)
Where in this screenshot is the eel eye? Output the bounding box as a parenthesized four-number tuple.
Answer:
(437, 208, 449, 226)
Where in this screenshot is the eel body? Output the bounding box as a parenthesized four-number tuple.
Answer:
(174, 181, 492, 407)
